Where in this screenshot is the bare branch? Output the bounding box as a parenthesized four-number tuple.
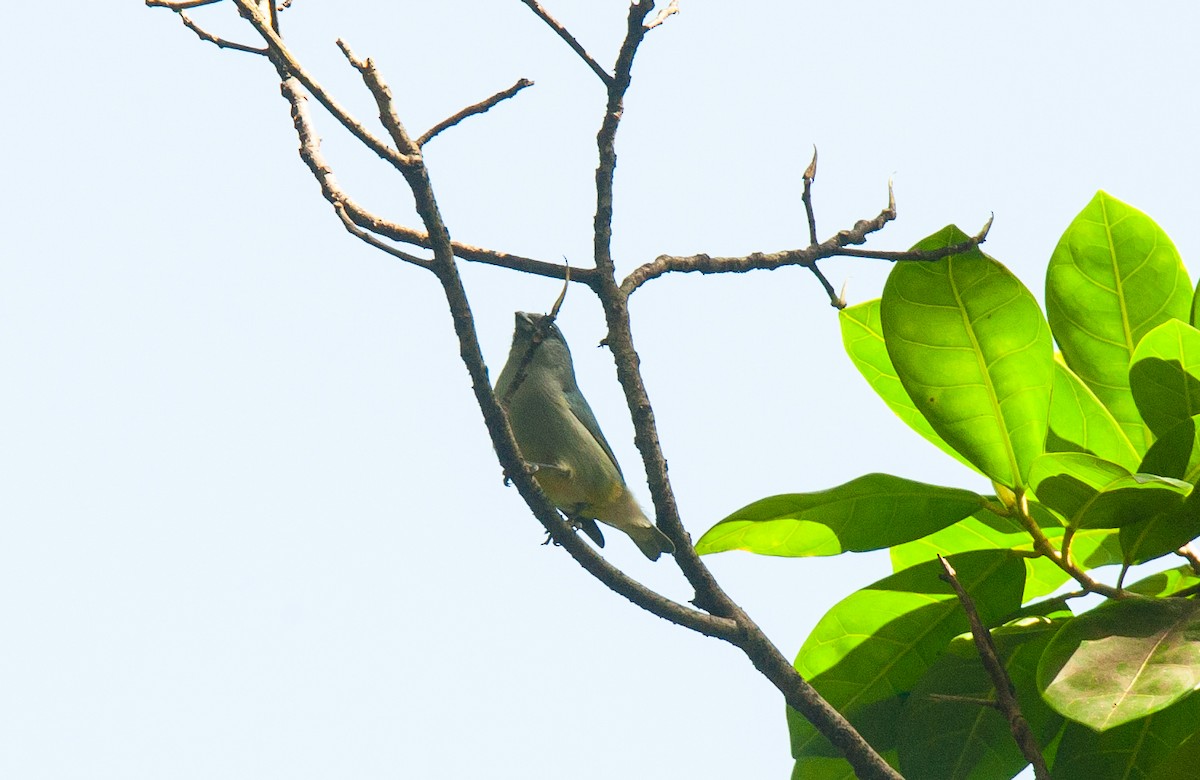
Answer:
(334, 40, 422, 159)
(231, 0, 417, 172)
(178, 11, 268, 54)
(519, 0, 613, 87)
(938, 556, 1051, 780)
(418, 78, 535, 147)
(333, 203, 432, 269)
(621, 202, 992, 298)
(146, 0, 225, 9)
(645, 0, 680, 30)
(801, 145, 819, 246)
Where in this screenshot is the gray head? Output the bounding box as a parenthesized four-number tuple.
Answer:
(510, 311, 576, 380)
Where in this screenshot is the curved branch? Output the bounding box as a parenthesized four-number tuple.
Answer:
(418, 78, 535, 147)
(621, 205, 993, 297)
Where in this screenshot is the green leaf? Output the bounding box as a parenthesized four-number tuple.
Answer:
(790, 755, 889, 780)
(1121, 417, 1200, 564)
(1046, 191, 1192, 454)
(790, 549, 1025, 757)
(1047, 357, 1140, 471)
(1129, 319, 1200, 439)
(1120, 494, 1200, 566)
(882, 226, 1054, 490)
(1052, 691, 1200, 780)
(1125, 564, 1200, 598)
(897, 617, 1063, 780)
(840, 299, 980, 474)
(889, 505, 1120, 602)
(1028, 452, 1190, 530)
(1037, 597, 1200, 731)
(695, 474, 985, 557)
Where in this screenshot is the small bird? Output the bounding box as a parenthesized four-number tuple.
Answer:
(495, 311, 675, 561)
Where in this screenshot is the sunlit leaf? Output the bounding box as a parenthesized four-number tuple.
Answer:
(1028, 452, 1190, 530)
(790, 550, 1025, 757)
(1048, 357, 1140, 471)
(1129, 319, 1200, 439)
(1046, 191, 1192, 455)
(1037, 597, 1200, 730)
(882, 226, 1053, 490)
(695, 474, 985, 557)
(889, 505, 1120, 602)
(840, 299, 980, 474)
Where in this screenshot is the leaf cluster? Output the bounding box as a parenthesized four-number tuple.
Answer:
(698, 192, 1200, 779)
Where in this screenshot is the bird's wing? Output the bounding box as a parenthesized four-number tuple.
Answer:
(564, 385, 624, 480)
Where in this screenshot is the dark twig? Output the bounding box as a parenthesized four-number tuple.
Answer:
(938, 556, 1050, 779)
(417, 78, 535, 147)
(333, 203, 432, 269)
(146, 0, 225, 8)
(621, 202, 991, 299)
(519, 0, 613, 87)
(801, 146, 819, 247)
(178, 11, 268, 54)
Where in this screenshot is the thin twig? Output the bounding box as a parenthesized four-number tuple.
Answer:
(178, 11, 268, 54)
(231, 0, 417, 172)
(938, 556, 1050, 779)
(146, 0, 225, 9)
(1013, 494, 1124, 599)
(333, 203, 432, 269)
(621, 205, 990, 297)
(801, 146, 819, 246)
(417, 78, 535, 147)
(645, 0, 680, 29)
(519, 0, 613, 86)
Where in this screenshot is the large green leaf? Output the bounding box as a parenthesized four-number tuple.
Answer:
(1121, 416, 1200, 564)
(840, 299, 980, 474)
(1048, 357, 1140, 471)
(1028, 452, 1190, 531)
(1046, 191, 1192, 454)
(789, 549, 1025, 757)
(694, 474, 985, 557)
(1052, 691, 1200, 780)
(1129, 319, 1200, 438)
(1037, 597, 1200, 731)
(889, 505, 1120, 602)
(881, 226, 1054, 490)
(897, 617, 1063, 780)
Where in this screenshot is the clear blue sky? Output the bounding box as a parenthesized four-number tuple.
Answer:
(3, 2, 1198, 778)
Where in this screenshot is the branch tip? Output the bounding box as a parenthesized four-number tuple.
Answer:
(645, 0, 680, 30)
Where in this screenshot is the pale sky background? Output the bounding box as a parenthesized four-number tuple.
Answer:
(3, 2, 1199, 779)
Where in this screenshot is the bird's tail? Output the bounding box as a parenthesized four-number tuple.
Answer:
(628, 523, 676, 562)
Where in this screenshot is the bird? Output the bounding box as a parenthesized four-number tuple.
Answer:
(494, 311, 675, 561)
